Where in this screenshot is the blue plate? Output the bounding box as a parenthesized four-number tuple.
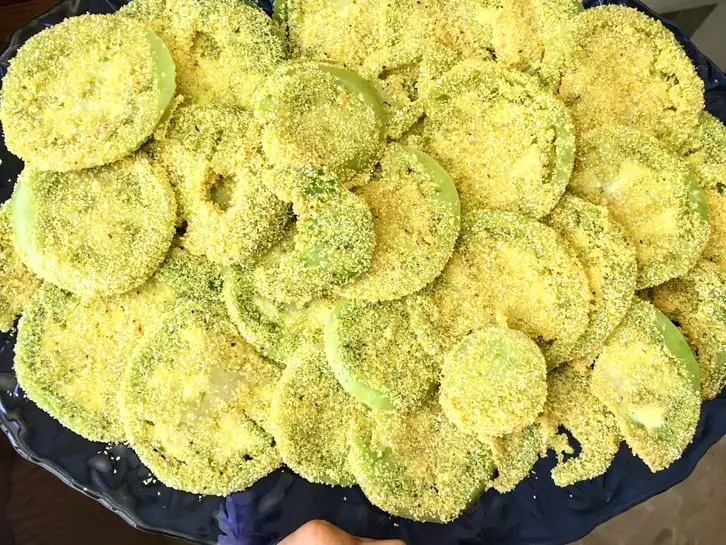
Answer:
(1, 1, 726, 544)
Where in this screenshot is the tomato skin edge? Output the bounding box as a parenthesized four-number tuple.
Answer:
(654, 307, 701, 394)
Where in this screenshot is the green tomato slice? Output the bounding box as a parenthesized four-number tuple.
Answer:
(120, 301, 281, 495)
(545, 194, 637, 361)
(12, 155, 176, 297)
(153, 104, 290, 265)
(15, 281, 175, 442)
(541, 5, 704, 153)
(341, 144, 460, 301)
(487, 424, 547, 493)
(252, 172, 376, 305)
(541, 366, 622, 487)
(0, 201, 40, 332)
(224, 263, 331, 365)
(156, 246, 225, 306)
(0, 14, 175, 171)
(348, 402, 495, 523)
(591, 299, 701, 471)
(569, 125, 710, 289)
(684, 112, 726, 274)
(654, 260, 726, 399)
(270, 346, 361, 486)
(421, 59, 575, 218)
(441, 325, 547, 439)
(492, 0, 582, 72)
(324, 298, 438, 410)
(416, 209, 590, 367)
(253, 60, 385, 178)
(121, 0, 285, 109)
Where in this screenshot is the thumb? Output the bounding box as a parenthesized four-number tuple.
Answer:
(279, 520, 405, 545)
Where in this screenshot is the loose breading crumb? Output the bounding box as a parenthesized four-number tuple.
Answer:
(542, 366, 622, 487)
(0, 202, 40, 332)
(542, 5, 704, 152)
(653, 260, 726, 400)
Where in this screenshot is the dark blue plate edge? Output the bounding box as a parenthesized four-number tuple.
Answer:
(0, 414, 209, 544)
(545, 399, 726, 545)
(0, 1, 724, 544)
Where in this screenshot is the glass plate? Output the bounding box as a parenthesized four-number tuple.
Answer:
(1, 1, 725, 544)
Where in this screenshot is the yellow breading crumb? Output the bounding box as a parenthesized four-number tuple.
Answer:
(0, 14, 174, 171)
(487, 424, 547, 492)
(253, 61, 384, 180)
(153, 104, 289, 265)
(542, 366, 622, 487)
(271, 345, 362, 486)
(440, 325, 547, 439)
(348, 402, 495, 523)
(342, 144, 460, 301)
(120, 301, 281, 495)
(569, 125, 710, 289)
(422, 59, 575, 217)
(224, 264, 332, 366)
(458, 210, 591, 367)
(121, 0, 286, 108)
(252, 173, 375, 305)
(325, 298, 438, 410)
(685, 112, 726, 274)
(0, 202, 39, 332)
(12, 154, 177, 297)
(407, 249, 498, 358)
(156, 246, 224, 305)
(282, 0, 385, 68)
(285, 0, 497, 70)
(546, 194, 638, 360)
(653, 260, 726, 400)
(542, 5, 704, 152)
(591, 299, 701, 472)
(492, 0, 582, 72)
(15, 281, 176, 442)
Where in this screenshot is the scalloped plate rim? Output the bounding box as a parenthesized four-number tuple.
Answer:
(0, 1, 725, 544)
